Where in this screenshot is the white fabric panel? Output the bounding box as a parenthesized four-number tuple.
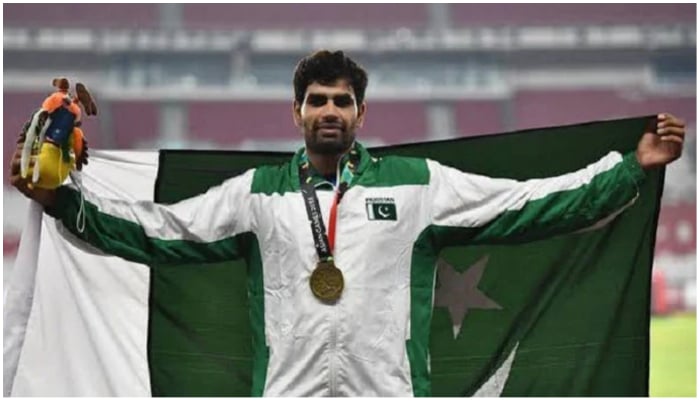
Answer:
(428, 151, 623, 228)
(81, 168, 257, 243)
(5, 150, 157, 396)
(3, 202, 43, 396)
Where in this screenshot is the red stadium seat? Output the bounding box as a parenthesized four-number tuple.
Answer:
(111, 102, 160, 149)
(454, 100, 504, 137)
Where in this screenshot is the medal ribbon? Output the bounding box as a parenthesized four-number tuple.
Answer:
(327, 192, 339, 252)
(327, 180, 349, 252)
(299, 148, 358, 262)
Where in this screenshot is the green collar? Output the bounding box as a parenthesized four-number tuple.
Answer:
(289, 142, 373, 190)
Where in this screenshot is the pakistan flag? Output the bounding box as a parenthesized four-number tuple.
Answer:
(148, 116, 660, 396)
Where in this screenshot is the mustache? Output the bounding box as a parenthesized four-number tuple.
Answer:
(314, 120, 346, 131)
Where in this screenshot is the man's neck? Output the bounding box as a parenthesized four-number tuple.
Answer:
(306, 150, 344, 177)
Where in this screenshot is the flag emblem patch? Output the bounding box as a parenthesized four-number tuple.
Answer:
(365, 197, 397, 221)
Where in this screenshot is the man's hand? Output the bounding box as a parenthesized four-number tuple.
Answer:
(636, 113, 686, 170)
(9, 123, 57, 208)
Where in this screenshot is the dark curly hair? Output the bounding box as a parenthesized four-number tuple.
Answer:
(293, 50, 368, 106)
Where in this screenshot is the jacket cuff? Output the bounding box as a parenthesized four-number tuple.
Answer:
(621, 152, 647, 186)
(44, 185, 77, 219)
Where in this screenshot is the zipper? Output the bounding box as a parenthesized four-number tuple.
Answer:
(329, 310, 339, 396)
(328, 156, 342, 396)
(334, 156, 342, 191)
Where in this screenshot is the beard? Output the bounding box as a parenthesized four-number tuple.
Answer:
(304, 120, 356, 155)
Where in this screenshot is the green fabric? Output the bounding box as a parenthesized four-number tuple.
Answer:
(251, 151, 430, 196)
(46, 186, 243, 265)
(357, 155, 430, 187)
(147, 116, 661, 396)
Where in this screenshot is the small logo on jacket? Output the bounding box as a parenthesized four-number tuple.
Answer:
(365, 197, 397, 221)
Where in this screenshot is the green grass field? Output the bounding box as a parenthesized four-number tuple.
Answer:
(650, 313, 696, 397)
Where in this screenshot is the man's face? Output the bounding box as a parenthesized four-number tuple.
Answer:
(293, 79, 366, 155)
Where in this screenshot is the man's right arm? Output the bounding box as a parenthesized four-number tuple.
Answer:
(10, 137, 257, 266)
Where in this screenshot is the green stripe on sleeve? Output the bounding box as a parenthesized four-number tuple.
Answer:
(467, 152, 645, 245)
(46, 185, 243, 265)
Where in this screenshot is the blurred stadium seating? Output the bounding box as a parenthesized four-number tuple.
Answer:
(514, 90, 696, 130)
(111, 101, 160, 148)
(182, 4, 428, 30)
(454, 100, 505, 136)
(450, 4, 695, 26)
(3, 4, 696, 311)
(657, 202, 696, 256)
(4, 4, 159, 29)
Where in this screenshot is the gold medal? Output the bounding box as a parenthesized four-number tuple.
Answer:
(310, 261, 344, 302)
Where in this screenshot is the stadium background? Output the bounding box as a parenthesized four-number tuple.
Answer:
(3, 3, 696, 396)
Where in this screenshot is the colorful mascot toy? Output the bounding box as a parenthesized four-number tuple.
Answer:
(21, 78, 97, 189)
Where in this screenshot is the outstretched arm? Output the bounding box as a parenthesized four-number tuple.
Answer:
(10, 134, 256, 266)
(428, 113, 685, 245)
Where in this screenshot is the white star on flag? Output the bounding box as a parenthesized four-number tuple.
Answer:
(434, 254, 502, 339)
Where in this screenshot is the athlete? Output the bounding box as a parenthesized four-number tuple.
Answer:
(8, 50, 686, 396)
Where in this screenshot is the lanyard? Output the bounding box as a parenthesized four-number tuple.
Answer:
(299, 151, 357, 262)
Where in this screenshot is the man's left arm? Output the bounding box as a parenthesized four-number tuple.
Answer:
(428, 113, 685, 244)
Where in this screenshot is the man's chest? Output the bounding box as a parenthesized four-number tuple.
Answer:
(254, 185, 429, 252)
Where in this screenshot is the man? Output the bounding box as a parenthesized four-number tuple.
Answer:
(9, 50, 686, 396)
